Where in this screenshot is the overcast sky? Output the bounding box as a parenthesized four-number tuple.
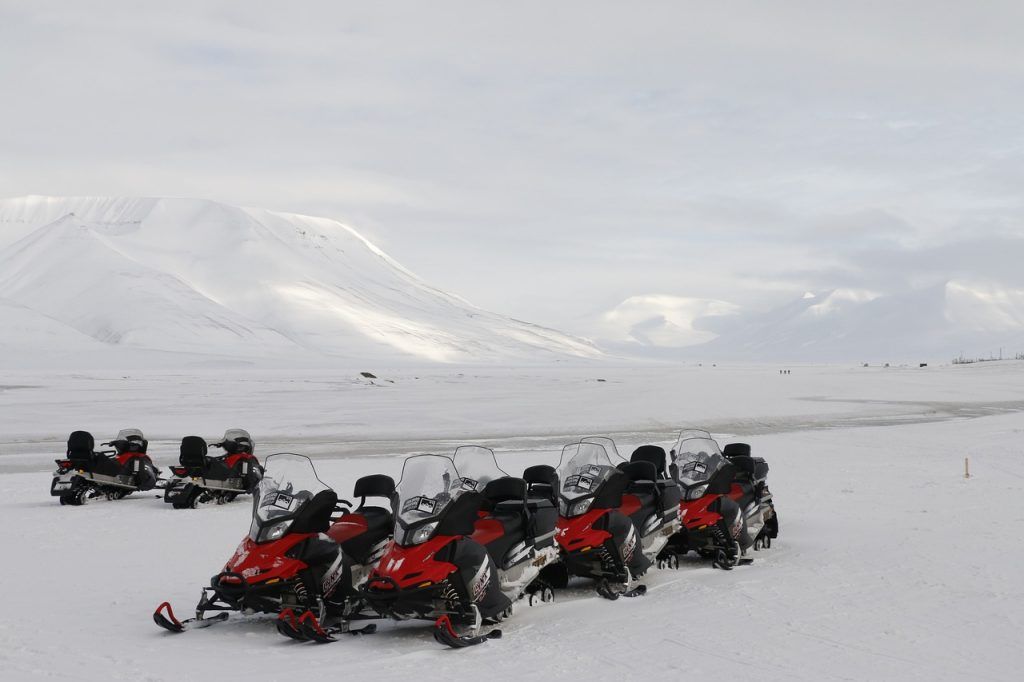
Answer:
(2, 1, 1022, 341)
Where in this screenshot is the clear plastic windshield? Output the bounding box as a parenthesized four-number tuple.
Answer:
(453, 445, 508, 492)
(396, 454, 462, 525)
(253, 453, 330, 524)
(672, 435, 726, 487)
(558, 441, 621, 501)
(115, 428, 144, 441)
(580, 436, 622, 461)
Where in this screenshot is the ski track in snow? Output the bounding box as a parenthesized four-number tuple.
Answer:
(1, 364, 1023, 680)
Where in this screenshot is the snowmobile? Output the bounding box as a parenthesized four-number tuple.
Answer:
(50, 429, 160, 505)
(552, 437, 682, 599)
(364, 452, 557, 647)
(154, 453, 395, 641)
(164, 429, 263, 508)
(454, 446, 560, 607)
(665, 429, 778, 569)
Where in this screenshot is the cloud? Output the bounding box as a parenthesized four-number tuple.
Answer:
(2, 1, 1023, 335)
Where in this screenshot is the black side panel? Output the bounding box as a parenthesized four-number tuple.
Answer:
(291, 489, 339, 534)
(435, 491, 483, 537)
(706, 463, 737, 495)
(592, 471, 628, 510)
(450, 539, 512, 620)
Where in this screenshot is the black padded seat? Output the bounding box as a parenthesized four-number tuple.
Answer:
(523, 465, 557, 504)
(618, 460, 658, 484)
(723, 442, 751, 459)
(354, 474, 396, 501)
(67, 431, 95, 466)
(179, 436, 209, 469)
(340, 506, 392, 564)
(630, 445, 670, 479)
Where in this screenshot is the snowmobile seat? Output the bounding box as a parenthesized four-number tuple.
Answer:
(729, 455, 766, 481)
(66, 430, 95, 467)
(179, 436, 210, 470)
(340, 505, 393, 564)
(723, 442, 751, 459)
(291, 489, 339, 534)
(483, 476, 528, 506)
(353, 474, 396, 506)
(523, 464, 558, 504)
(630, 445, 670, 479)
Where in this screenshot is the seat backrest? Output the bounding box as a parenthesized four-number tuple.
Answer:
(729, 455, 756, 478)
(618, 460, 658, 484)
(723, 442, 751, 459)
(630, 445, 669, 479)
(482, 477, 528, 507)
(67, 430, 95, 464)
(179, 436, 209, 468)
(523, 464, 557, 502)
(353, 474, 396, 502)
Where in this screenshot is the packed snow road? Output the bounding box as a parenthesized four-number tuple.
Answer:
(2, 406, 1022, 681)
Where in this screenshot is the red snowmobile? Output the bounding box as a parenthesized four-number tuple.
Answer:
(50, 429, 160, 505)
(666, 430, 778, 569)
(364, 451, 558, 647)
(154, 453, 395, 641)
(164, 429, 263, 508)
(552, 437, 682, 599)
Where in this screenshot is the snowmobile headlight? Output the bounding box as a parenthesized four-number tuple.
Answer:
(568, 498, 593, 517)
(257, 520, 292, 543)
(406, 521, 438, 546)
(686, 484, 709, 501)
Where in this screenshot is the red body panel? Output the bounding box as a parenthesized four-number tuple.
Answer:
(556, 508, 612, 553)
(223, 534, 313, 585)
(619, 493, 641, 518)
(680, 494, 722, 530)
(326, 513, 368, 545)
(470, 517, 505, 546)
(224, 452, 259, 469)
(371, 535, 459, 589)
(115, 452, 151, 467)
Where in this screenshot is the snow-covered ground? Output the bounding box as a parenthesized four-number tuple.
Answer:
(2, 362, 1023, 680)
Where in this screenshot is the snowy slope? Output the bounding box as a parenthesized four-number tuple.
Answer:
(0, 196, 601, 364)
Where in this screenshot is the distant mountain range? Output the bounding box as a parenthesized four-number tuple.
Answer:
(0, 196, 602, 365)
(597, 285, 1024, 363)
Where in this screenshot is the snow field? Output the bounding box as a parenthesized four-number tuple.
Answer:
(1, 363, 1022, 680)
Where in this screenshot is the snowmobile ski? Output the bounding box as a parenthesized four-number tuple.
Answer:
(153, 602, 229, 633)
(432, 615, 502, 648)
(276, 608, 377, 643)
(595, 580, 647, 600)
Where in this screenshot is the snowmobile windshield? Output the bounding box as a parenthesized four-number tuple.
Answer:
(673, 436, 726, 486)
(558, 441, 621, 502)
(115, 428, 144, 441)
(453, 445, 508, 492)
(253, 453, 330, 526)
(396, 454, 462, 526)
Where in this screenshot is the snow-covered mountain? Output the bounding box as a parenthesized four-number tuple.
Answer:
(0, 196, 601, 365)
(692, 284, 1024, 362)
(593, 284, 1024, 363)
